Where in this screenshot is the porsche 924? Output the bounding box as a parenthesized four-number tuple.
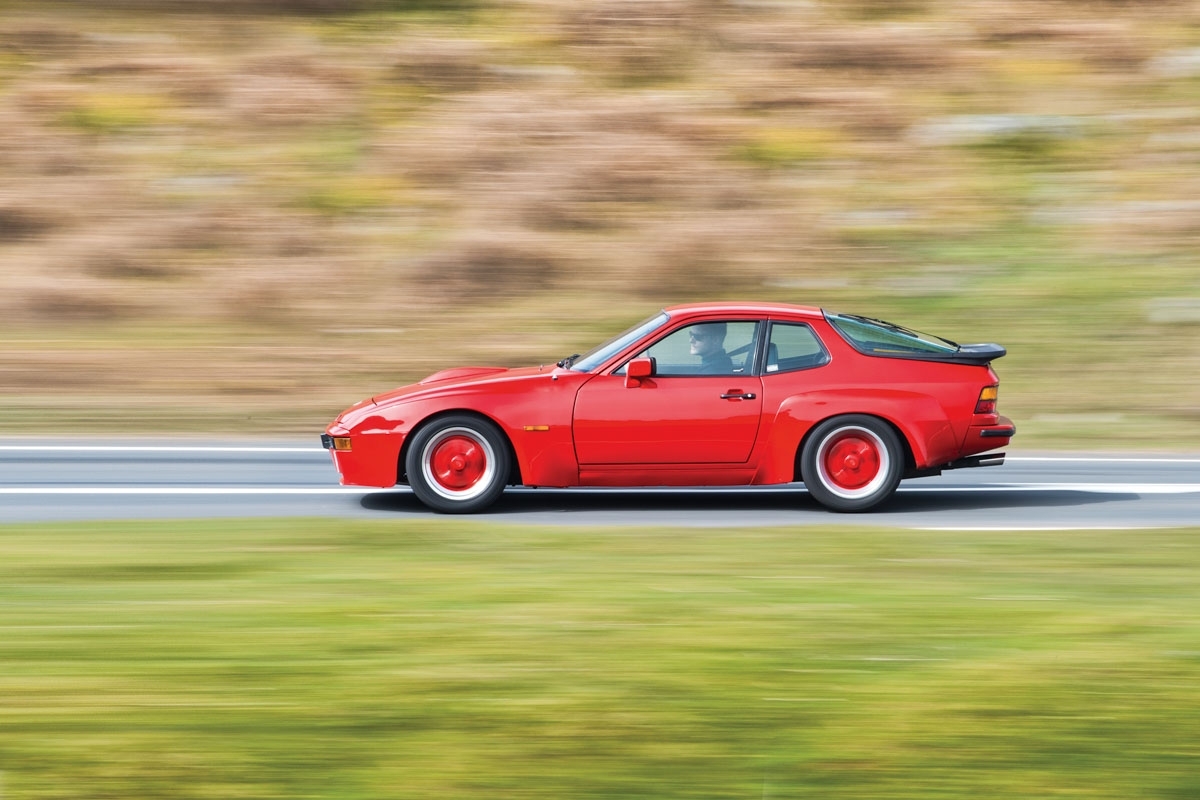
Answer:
(322, 302, 1014, 513)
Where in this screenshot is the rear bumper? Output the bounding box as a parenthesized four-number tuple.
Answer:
(911, 415, 1015, 479)
(979, 425, 1016, 438)
(965, 414, 1015, 449)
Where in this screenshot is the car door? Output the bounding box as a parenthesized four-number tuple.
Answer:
(572, 320, 764, 464)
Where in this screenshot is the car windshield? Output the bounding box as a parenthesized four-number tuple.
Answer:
(826, 311, 959, 356)
(569, 312, 670, 373)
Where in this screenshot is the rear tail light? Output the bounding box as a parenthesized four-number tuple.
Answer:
(975, 385, 998, 415)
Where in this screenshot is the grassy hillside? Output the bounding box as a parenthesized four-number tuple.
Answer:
(2, 517, 1199, 797)
(1, 1, 1198, 445)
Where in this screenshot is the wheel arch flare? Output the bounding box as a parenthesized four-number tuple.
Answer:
(794, 413, 916, 484)
(398, 408, 522, 488)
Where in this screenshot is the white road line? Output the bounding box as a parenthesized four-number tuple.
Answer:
(1007, 456, 1200, 464)
(2, 446, 1198, 464)
(919, 526, 1157, 532)
(0, 484, 1196, 496)
(1, 447, 1197, 464)
(0, 487, 382, 495)
(900, 483, 1200, 494)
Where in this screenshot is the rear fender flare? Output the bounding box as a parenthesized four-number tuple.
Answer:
(756, 391, 950, 482)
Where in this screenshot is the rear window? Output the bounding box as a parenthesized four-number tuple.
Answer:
(825, 312, 959, 358)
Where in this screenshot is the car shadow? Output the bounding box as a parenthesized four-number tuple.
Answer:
(359, 485, 1136, 516)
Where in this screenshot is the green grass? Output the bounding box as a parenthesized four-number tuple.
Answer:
(2, 518, 1199, 798)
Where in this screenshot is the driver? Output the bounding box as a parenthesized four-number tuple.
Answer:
(690, 323, 733, 374)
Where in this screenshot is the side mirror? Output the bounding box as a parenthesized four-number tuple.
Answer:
(625, 357, 655, 388)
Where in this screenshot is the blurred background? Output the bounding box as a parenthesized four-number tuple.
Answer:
(1, 0, 1198, 446)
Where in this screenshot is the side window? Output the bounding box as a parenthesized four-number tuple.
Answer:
(765, 322, 830, 374)
(636, 321, 760, 376)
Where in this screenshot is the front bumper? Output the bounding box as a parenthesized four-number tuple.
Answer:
(320, 430, 403, 488)
(320, 433, 350, 451)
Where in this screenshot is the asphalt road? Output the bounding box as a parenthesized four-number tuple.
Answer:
(1, 438, 1197, 529)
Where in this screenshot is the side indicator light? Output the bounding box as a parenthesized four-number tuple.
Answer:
(523, 425, 550, 432)
(332, 437, 352, 451)
(975, 386, 999, 415)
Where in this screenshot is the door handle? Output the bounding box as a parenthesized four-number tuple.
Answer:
(720, 391, 756, 400)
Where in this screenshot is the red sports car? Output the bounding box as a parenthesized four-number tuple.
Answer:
(322, 302, 1014, 513)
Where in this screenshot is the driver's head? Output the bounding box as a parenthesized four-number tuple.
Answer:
(689, 322, 727, 356)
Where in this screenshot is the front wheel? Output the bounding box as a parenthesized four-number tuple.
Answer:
(801, 415, 903, 512)
(405, 415, 510, 513)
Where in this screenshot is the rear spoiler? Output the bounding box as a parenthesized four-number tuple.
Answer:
(864, 343, 1007, 367)
(951, 343, 1007, 365)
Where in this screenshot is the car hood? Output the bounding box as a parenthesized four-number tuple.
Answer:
(331, 364, 559, 431)
(370, 364, 553, 406)
(419, 366, 510, 385)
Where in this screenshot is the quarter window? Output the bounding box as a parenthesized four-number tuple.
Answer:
(765, 323, 830, 373)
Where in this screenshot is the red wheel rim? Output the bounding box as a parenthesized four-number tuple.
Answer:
(429, 434, 488, 491)
(814, 425, 891, 500)
(419, 425, 500, 502)
(822, 434, 881, 490)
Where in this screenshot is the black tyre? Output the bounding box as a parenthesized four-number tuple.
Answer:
(405, 415, 510, 513)
(801, 415, 904, 512)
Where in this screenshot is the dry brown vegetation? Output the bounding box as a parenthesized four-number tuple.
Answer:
(1, 0, 1199, 444)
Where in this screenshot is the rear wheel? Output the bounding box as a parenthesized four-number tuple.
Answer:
(801, 415, 903, 512)
(406, 415, 510, 513)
